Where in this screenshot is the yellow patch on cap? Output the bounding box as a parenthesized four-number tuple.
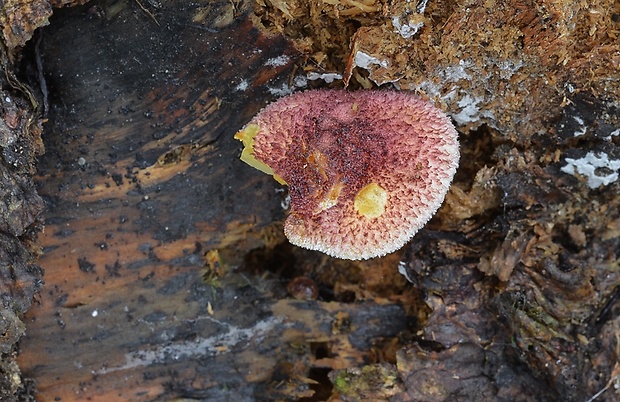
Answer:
(354, 183, 388, 218)
(234, 124, 286, 185)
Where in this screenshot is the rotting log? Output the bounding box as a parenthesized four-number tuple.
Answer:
(0, 0, 48, 398)
(10, 0, 620, 401)
(16, 1, 414, 401)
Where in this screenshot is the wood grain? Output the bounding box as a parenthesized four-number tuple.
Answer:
(16, 2, 408, 400)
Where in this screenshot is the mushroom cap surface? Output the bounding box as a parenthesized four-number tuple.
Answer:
(236, 89, 459, 260)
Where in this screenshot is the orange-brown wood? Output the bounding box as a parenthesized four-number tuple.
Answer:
(16, 2, 412, 400)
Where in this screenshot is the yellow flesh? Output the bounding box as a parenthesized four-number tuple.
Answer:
(354, 183, 388, 218)
(234, 124, 286, 185)
(315, 181, 344, 213)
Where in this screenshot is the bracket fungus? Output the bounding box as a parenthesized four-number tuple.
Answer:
(235, 90, 459, 260)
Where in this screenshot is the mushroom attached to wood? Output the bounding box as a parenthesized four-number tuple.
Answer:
(235, 89, 459, 260)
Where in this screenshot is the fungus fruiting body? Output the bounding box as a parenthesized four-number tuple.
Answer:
(235, 89, 459, 260)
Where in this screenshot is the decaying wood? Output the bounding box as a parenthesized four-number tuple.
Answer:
(0, 0, 49, 398)
(15, 1, 414, 401)
(3, 0, 619, 401)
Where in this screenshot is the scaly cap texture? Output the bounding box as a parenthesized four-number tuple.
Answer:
(235, 89, 459, 260)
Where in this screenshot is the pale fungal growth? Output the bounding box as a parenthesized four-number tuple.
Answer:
(235, 89, 460, 260)
(561, 151, 620, 189)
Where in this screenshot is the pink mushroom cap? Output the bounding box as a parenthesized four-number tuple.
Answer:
(235, 89, 459, 260)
